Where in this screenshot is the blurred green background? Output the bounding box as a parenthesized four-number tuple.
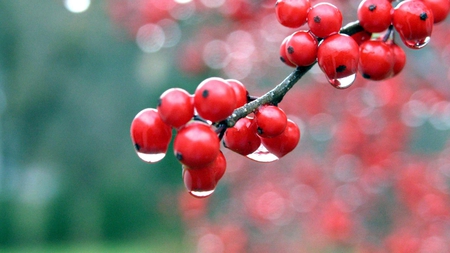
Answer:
(0, 1, 199, 252)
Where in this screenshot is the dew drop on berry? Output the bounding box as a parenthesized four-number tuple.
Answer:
(246, 143, 279, 163)
(190, 189, 215, 198)
(327, 73, 357, 89)
(402, 36, 431, 49)
(135, 151, 166, 163)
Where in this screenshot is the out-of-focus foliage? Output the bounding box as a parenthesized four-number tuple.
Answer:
(0, 1, 195, 249)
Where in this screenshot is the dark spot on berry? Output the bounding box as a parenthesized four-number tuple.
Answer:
(368, 4, 377, 11)
(336, 65, 346, 73)
(420, 12, 428, 20)
(257, 127, 263, 135)
(202, 89, 209, 98)
(176, 152, 183, 161)
(134, 143, 140, 151)
(362, 73, 371, 79)
(314, 16, 321, 23)
(280, 56, 286, 63)
(157, 98, 162, 107)
(287, 46, 294, 54)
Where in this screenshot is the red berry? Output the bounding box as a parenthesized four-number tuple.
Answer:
(421, 0, 450, 23)
(307, 3, 343, 38)
(358, 40, 395, 80)
(183, 166, 217, 198)
(130, 108, 172, 163)
(358, 0, 393, 33)
(279, 35, 297, 68)
(260, 119, 300, 158)
(285, 30, 319, 67)
(390, 42, 407, 76)
(223, 117, 261, 156)
(317, 34, 360, 89)
(275, 0, 311, 28)
(350, 30, 373, 45)
(194, 77, 237, 122)
(158, 88, 194, 128)
(226, 79, 248, 108)
(393, 0, 434, 49)
(255, 105, 287, 138)
(174, 122, 220, 168)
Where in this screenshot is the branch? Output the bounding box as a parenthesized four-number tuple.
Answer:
(224, 20, 363, 128)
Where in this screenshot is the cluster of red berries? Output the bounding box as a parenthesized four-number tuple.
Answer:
(130, 77, 300, 198)
(277, 0, 449, 88)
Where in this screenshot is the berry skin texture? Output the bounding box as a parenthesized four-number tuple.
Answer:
(173, 122, 220, 168)
(421, 0, 450, 23)
(317, 34, 360, 88)
(223, 117, 261, 156)
(279, 35, 297, 67)
(130, 108, 172, 157)
(261, 119, 300, 158)
(358, 40, 395, 80)
(307, 3, 343, 38)
(194, 77, 237, 122)
(255, 105, 287, 138)
(183, 166, 217, 198)
(358, 0, 393, 33)
(393, 0, 434, 49)
(285, 30, 319, 67)
(157, 88, 194, 129)
(390, 43, 407, 76)
(350, 30, 373, 45)
(226, 79, 248, 108)
(275, 0, 311, 28)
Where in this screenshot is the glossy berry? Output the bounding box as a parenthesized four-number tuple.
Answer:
(183, 166, 217, 198)
(390, 43, 407, 76)
(317, 34, 360, 89)
(358, 0, 393, 33)
(130, 108, 172, 163)
(158, 88, 194, 128)
(174, 122, 220, 168)
(421, 0, 450, 23)
(226, 79, 248, 108)
(351, 30, 373, 45)
(307, 3, 343, 38)
(275, 0, 311, 28)
(279, 35, 297, 67)
(255, 105, 287, 138)
(223, 117, 261, 156)
(261, 119, 300, 158)
(285, 30, 319, 67)
(194, 77, 237, 122)
(358, 40, 395, 80)
(393, 0, 434, 49)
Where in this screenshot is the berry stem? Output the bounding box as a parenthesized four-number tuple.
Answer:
(224, 21, 363, 128)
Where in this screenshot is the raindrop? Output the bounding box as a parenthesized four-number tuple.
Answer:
(246, 144, 279, 163)
(402, 36, 430, 49)
(136, 151, 166, 163)
(327, 73, 357, 89)
(190, 189, 215, 198)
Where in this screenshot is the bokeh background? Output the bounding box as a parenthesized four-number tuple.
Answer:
(1, 0, 450, 252)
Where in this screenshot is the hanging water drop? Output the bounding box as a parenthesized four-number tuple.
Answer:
(136, 151, 166, 163)
(190, 189, 215, 198)
(327, 73, 357, 89)
(246, 143, 279, 163)
(402, 36, 430, 49)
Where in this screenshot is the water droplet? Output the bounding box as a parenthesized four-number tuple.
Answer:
(402, 36, 430, 49)
(136, 151, 166, 163)
(246, 144, 279, 163)
(327, 73, 356, 89)
(190, 189, 215, 198)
